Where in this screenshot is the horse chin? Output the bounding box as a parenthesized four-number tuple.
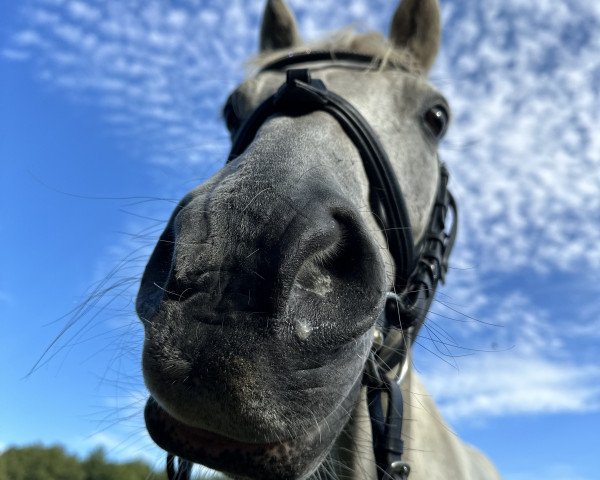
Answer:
(144, 378, 362, 480)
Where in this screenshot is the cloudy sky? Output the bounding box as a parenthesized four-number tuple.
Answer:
(1, 0, 599, 479)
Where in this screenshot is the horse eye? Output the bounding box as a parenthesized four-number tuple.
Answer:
(423, 105, 449, 140)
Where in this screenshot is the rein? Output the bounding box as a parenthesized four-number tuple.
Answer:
(167, 51, 457, 480)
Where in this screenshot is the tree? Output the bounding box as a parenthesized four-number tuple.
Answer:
(0, 444, 85, 480)
(82, 447, 166, 480)
(0, 444, 230, 479)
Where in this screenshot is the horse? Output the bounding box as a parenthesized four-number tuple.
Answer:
(136, 0, 502, 479)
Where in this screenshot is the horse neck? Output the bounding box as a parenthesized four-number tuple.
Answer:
(318, 365, 502, 480)
(401, 369, 502, 480)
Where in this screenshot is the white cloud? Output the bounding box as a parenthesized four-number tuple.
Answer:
(412, 0, 600, 422)
(423, 351, 600, 422)
(417, 275, 600, 423)
(436, 1, 600, 276)
(3, 0, 399, 168)
(0, 48, 30, 60)
(13, 29, 47, 47)
(67, 1, 100, 23)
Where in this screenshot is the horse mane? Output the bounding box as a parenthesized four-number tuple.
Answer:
(251, 30, 421, 73)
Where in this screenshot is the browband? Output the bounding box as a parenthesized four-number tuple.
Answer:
(260, 50, 394, 72)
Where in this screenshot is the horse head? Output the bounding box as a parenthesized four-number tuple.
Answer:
(136, 1, 464, 479)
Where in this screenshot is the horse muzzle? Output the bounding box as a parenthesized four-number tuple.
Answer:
(136, 151, 387, 477)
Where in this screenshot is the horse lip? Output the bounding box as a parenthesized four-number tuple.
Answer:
(144, 397, 281, 451)
(144, 395, 326, 479)
(144, 376, 362, 478)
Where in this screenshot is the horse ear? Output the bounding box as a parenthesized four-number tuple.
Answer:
(389, 0, 441, 71)
(260, 0, 302, 52)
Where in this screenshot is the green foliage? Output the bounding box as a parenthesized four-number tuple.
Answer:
(0, 444, 84, 480)
(81, 447, 166, 480)
(0, 444, 169, 480)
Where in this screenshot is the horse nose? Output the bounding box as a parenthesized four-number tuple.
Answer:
(137, 185, 386, 339)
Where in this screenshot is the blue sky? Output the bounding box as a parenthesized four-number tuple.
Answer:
(1, 0, 599, 479)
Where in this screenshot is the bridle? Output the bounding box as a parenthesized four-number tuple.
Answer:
(166, 51, 458, 480)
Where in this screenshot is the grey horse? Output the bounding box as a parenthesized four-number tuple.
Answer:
(136, 0, 502, 479)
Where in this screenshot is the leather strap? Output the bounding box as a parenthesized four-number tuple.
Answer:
(167, 454, 192, 480)
(228, 68, 416, 290)
(260, 51, 387, 72)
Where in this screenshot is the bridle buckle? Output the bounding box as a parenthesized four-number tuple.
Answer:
(390, 461, 411, 479)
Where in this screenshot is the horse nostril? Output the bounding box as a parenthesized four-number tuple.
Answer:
(319, 213, 368, 278)
(293, 216, 359, 292)
(282, 208, 385, 343)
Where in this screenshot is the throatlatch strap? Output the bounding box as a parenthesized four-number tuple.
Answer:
(167, 454, 192, 480)
(365, 352, 411, 480)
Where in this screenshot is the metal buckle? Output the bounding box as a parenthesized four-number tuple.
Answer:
(390, 461, 411, 479)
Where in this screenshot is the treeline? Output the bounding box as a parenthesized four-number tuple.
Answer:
(0, 444, 226, 480)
